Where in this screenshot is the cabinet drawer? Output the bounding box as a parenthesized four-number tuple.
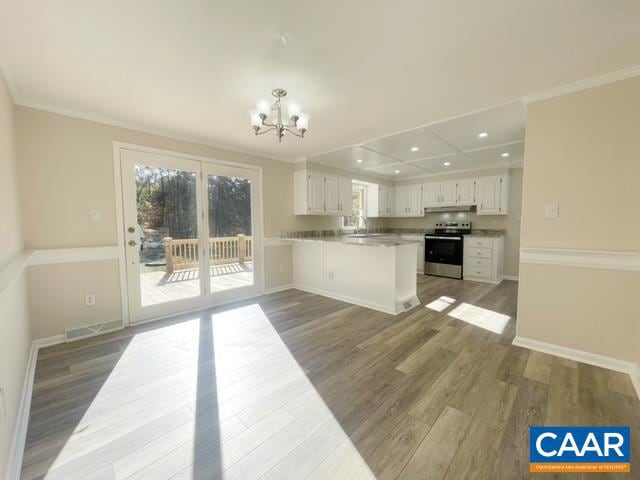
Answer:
(465, 257, 491, 268)
(464, 266, 491, 279)
(465, 247, 492, 259)
(465, 237, 493, 248)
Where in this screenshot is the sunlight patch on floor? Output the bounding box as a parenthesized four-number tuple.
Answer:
(425, 295, 456, 312)
(447, 302, 511, 334)
(38, 303, 374, 480)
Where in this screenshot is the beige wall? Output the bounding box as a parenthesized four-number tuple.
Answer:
(27, 260, 122, 339)
(15, 107, 342, 337)
(518, 77, 640, 366)
(385, 167, 523, 277)
(0, 70, 31, 477)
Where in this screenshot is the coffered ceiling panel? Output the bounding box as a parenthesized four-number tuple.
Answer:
(407, 153, 475, 174)
(365, 162, 427, 179)
(427, 102, 527, 153)
(464, 142, 525, 166)
(309, 146, 397, 171)
(361, 129, 457, 162)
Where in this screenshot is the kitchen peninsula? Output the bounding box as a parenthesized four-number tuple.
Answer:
(285, 235, 420, 314)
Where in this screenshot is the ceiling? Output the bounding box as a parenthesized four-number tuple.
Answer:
(310, 102, 526, 178)
(1, 1, 639, 166)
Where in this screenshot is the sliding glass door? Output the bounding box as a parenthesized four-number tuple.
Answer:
(121, 148, 262, 323)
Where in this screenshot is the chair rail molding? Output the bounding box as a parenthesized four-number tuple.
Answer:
(520, 247, 640, 272)
(28, 246, 120, 266)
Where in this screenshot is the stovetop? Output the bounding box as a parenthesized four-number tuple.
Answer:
(428, 222, 472, 236)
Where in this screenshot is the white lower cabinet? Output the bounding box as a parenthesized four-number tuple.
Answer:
(400, 234, 425, 273)
(463, 236, 503, 283)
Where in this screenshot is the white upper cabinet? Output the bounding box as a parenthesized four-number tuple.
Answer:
(294, 170, 355, 216)
(476, 175, 508, 215)
(422, 183, 441, 208)
(394, 186, 408, 216)
(338, 177, 353, 216)
(306, 172, 325, 214)
(456, 178, 476, 205)
(407, 185, 423, 216)
(395, 185, 423, 216)
(324, 175, 339, 215)
(367, 184, 395, 217)
(440, 181, 457, 205)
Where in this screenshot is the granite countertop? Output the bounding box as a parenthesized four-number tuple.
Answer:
(282, 235, 421, 247)
(466, 229, 505, 237)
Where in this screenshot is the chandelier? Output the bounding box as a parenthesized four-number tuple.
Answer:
(249, 89, 310, 142)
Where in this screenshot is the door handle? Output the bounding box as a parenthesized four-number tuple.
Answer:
(127, 226, 135, 233)
(128, 240, 137, 247)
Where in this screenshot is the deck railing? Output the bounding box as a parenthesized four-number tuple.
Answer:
(163, 235, 253, 273)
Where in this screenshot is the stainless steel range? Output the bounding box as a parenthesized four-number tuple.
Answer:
(424, 222, 471, 279)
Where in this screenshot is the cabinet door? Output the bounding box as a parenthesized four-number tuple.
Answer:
(386, 187, 395, 216)
(407, 185, 423, 216)
(476, 176, 502, 214)
(456, 178, 476, 205)
(394, 186, 408, 216)
(422, 183, 441, 207)
(440, 181, 457, 206)
(338, 178, 353, 216)
(324, 175, 339, 214)
(307, 173, 325, 214)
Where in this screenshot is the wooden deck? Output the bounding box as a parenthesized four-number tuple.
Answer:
(21, 276, 640, 479)
(141, 262, 254, 306)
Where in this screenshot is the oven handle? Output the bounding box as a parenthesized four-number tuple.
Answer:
(425, 236, 462, 240)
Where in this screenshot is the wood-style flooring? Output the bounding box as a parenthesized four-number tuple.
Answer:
(21, 276, 640, 479)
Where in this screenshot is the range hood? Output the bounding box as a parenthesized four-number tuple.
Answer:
(424, 205, 474, 213)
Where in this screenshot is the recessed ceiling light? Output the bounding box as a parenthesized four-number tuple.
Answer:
(356, 159, 363, 163)
(478, 132, 488, 138)
(443, 161, 451, 166)
(394, 169, 400, 174)
(411, 146, 419, 152)
(501, 152, 510, 157)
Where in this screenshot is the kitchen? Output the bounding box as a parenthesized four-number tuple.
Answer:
(280, 103, 524, 314)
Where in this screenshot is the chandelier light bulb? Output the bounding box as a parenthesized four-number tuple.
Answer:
(249, 110, 262, 127)
(287, 103, 302, 119)
(256, 100, 271, 116)
(296, 113, 310, 130)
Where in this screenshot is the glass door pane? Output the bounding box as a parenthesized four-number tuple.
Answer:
(206, 173, 255, 294)
(122, 149, 205, 323)
(136, 165, 201, 306)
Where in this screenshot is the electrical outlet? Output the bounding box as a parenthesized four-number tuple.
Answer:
(279, 264, 285, 273)
(89, 209, 102, 223)
(85, 294, 96, 306)
(328, 272, 334, 280)
(0, 388, 7, 423)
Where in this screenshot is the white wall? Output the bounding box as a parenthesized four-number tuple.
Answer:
(0, 70, 31, 478)
(517, 76, 640, 368)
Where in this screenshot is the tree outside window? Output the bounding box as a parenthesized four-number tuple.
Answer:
(343, 184, 367, 228)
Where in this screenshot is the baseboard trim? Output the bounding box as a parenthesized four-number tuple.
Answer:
(502, 275, 519, 281)
(5, 331, 65, 480)
(263, 284, 295, 295)
(292, 285, 407, 315)
(513, 336, 640, 400)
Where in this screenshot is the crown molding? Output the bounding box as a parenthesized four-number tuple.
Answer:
(522, 64, 640, 105)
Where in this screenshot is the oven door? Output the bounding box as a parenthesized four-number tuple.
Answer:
(424, 236, 463, 278)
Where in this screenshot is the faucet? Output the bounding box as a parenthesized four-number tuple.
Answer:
(355, 215, 367, 234)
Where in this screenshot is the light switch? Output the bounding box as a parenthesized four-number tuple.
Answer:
(545, 202, 559, 219)
(89, 209, 102, 222)
(85, 294, 96, 306)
